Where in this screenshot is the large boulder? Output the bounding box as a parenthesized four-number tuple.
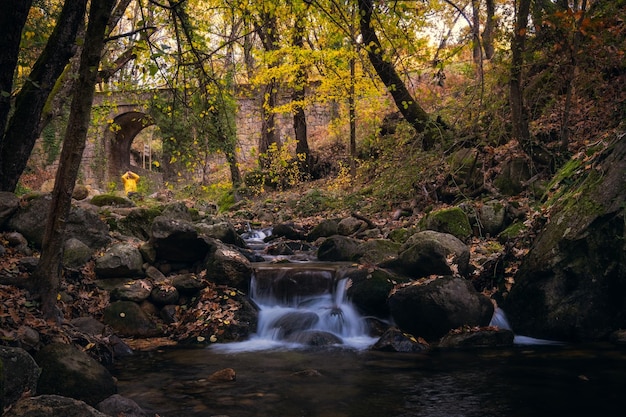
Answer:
(504, 134, 626, 341)
(385, 230, 470, 278)
(0, 347, 41, 408)
(420, 207, 472, 241)
(346, 268, 400, 317)
(34, 343, 117, 406)
(316, 235, 362, 262)
(4, 395, 110, 417)
(203, 239, 252, 290)
(6, 194, 110, 249)
(115, 207, 162, 240)
(94, 243, 144, 278)
(195, 220, 246, 247)
(388, 276, 494, 341)
(102, 301, 160, 337)
(0, 192, 19, 228)
(150, 216, 210, 262)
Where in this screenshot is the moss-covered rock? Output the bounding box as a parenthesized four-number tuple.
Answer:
(89, 194, 134, 208)
(420, 206, 472, 241)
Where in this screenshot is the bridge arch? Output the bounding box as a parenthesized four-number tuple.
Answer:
(104, 110, 154, 181)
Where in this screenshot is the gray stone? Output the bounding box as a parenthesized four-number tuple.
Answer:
(97, 394, 148, 417)
(63, 238, 93, 268)
(35, 343, 117, 406)
(0, 192, 19, 227)
(4, 395, 110, 417)
(110, 279, 153, 302)
(94, 243, 144, 278)
(0, 346, 41, 408)
(150, 216, 210, 262)
(102, 301, 160, 337)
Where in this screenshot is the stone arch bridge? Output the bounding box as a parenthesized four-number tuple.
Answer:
(83, 88, 338, 190)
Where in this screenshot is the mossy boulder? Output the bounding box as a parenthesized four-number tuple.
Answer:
(89, 194, 134, 208)
(420, 206, 472, 241)
(504, 133, 626, 341)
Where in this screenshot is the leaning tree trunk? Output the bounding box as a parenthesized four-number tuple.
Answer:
(358, 0, 438, 150)
(33, 0, 117, 321)
(0, 0, 88, 192)
(0, 0, 33, 139)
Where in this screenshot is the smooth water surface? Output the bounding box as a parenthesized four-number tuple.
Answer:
(112, 343, 626, 417)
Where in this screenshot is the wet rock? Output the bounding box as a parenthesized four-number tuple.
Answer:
(346, 268, 400, 317)
(94, 243, 144, 278)
(35, 343, 117, 406)
(253, 265, 334, 302)
(307, 219, 339, 241)
(207, 368, 236, 382)
(150, 216, 210, 262)
(103, 301, 160, 337)
(4, 395, 110, 417)
(316, 235, 361, 262)
(196, 220, 246, 247)
(203, 239, 252, 290)
(385, 230, 470, 278)
(97, 394, 148, 417)
(356, 239, 400, 265)
(438, 328, 515, 349)
(388, 276, 494, 342)
(0, 346, 41, 408)
(285, 330, 343, 346)
(271, 222, 307, 240)
(270, 311, 319, 338)
(371, 327, 430, 352)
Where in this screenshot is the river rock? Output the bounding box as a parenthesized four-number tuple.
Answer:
(63, 237, 93, 268)
(94, 243, 144, 278)
(286, 330, 343, 346)
(0, 192, 19, 227)
(356, 239, 400, 265)
(115, 207, 161, 241)
(504, 133, 626, 341)
(388, 276, 494, 341)
(385, 230, 470, 278)
(150, 216, 210, 262)
(4, 395, 110, 417)
(110, 279, 153, 302)
(270, 311, 319, 338)
(35, 343, 117, 406)
(271, 222, 307, 240)
(346, 268, 400, 317)
(420, 206, 472, 241)
(337, 216, 367, 236)
(195, 220, 246, 247)
(97, 394, 148, 417)
(438, 328, 515, 349)
(0, 346, 41, 408)
(203, 239, 252, 290)
(371, 327, 430, 352)
(316, 235, 361, 262)
(253, 266, 334, 302)
(103, 301, 160, 337)
(171, 272, 208, 294)
(6, 194, 109, 250)
(306, 218, 339, 241)
(477, 200, 508, 236)
(150, 282, 180, 305)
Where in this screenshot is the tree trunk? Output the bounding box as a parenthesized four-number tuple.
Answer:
(0, 0, 88, 192)
(471, 0, 482, 64)
(0, 0, 33, 139)
(510, 0, 532, 151)
(357, 0, 436, 150)
(32, 0, 116, 322)
(292, 9, 311, 178)
(482, 0, 496, 59)
(254, 10, 280, 167)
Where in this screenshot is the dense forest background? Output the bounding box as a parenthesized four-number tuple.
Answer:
(0, 0, 625, 319)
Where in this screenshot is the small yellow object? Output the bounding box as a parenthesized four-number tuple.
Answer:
(209, 335, 218, 343)
(119, 312, 126, 318)
(196, 336, 206, 342)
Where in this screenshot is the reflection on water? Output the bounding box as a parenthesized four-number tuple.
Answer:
(112, 344, 626, 417)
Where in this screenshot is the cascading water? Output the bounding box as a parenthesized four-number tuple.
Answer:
(212, 230, 378, 353)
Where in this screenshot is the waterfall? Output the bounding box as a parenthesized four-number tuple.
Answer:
(213, 262, 377, 352)
(490, 307, 562, 346)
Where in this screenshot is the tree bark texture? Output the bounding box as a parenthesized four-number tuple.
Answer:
(0, 0, 34, 139)
(33, 0, 117, 321)
(510, 0, 532, 152)
(0, 0, 88, 192)
(482, 0, 496, 59)
(292, 10, 311, 177)
(357, 0, 435, 150)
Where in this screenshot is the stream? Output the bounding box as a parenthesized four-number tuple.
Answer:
(111, 229, 626, 416)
